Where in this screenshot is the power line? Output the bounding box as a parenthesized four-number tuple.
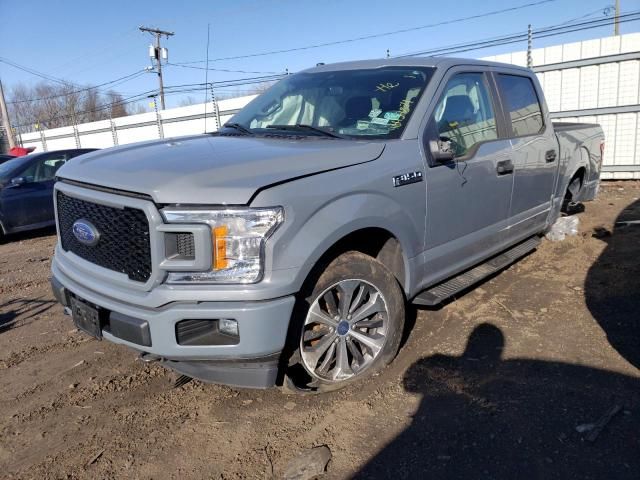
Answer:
(537, 10, 637, 35)
(7, 70, 148, 104)
(167, 62, 283, 74)
(54, 27, 141, 75)
(0, 56, 150, 101)
(395, 10, 640, 57)
(0, 57, 77, 86)
(557, 4, 615, 25)
(174, 0, 558, 65)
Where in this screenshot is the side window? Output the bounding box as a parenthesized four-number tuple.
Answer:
(20, 154, 67, 182)
(497, 74, 544, 137)
(432, 72, 498, 157)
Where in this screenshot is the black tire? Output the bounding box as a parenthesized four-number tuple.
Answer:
(562, 174, 584, 214)
(282, 251, 405, 393)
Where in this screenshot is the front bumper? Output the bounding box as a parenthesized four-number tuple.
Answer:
(51, 268, 295, 389)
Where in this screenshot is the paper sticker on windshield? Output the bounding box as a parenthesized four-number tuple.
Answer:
(357, 120, 370, 130)
(369, 108, 382, 118)
(384, 111, 401, 121)
(370, 117, 389, 125)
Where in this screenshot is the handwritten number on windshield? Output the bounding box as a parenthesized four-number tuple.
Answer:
(375, 82, 400, 93)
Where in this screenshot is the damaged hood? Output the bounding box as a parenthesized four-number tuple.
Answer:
(57, 135, 385, 205)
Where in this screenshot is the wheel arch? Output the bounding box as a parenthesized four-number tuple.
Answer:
(286, 215, 416, 300)
(305, 226, 408, 292)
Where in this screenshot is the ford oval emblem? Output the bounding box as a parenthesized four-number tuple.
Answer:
(72, 219, 100, 246)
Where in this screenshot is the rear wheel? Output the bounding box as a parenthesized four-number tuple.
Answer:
(284, 251, 405, 393)
(562, 174, 584, 214)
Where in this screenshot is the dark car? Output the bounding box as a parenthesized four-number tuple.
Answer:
(0, 149, 97, 237)
(0, 154, 16, 164)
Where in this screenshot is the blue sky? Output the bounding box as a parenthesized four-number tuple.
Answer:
(0, 0, 637, 109)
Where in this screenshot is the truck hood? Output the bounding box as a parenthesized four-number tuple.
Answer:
(57, 135, 385, 205)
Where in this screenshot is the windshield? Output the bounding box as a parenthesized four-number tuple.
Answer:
(0, 155, 32, 181)
(229, 66, 435, 139)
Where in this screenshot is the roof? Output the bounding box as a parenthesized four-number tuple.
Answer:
(302, 56, 532, 74)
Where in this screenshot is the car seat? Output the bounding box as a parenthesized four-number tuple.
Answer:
(339, 96, 371, 127)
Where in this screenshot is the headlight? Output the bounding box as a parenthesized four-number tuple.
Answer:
(161, 207, 284, 284)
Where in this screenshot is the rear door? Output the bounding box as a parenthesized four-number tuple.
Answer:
(494, 72, 558, 240)
(420, 68, 514, 287)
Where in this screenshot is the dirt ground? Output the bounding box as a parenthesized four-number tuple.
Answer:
(1, 182, 639, 480)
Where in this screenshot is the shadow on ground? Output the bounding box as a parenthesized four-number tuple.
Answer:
(585, 198, 640, 369)
(356, 323, 640, 479)
(0, 297, 56, 332)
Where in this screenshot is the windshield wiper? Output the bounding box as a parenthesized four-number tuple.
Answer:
(266, 124, 344, 139)
(221, 122, 253, 135)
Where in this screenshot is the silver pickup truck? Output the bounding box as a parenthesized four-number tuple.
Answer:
(50, 58, 604, 392)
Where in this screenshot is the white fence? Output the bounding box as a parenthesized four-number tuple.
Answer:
(19, 33, 640, 179)
(19, 94, 256, 153)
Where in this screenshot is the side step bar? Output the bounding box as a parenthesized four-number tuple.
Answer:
(412, 236, 541, 307)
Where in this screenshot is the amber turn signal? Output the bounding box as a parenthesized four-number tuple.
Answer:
(212, 225, 228, 270)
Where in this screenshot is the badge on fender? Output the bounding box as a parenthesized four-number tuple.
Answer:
(393, 171, 423, 187)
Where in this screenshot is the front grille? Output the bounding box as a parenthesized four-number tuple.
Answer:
(57, 191, 152, 282)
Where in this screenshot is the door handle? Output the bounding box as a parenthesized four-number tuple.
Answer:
(496, 159, 514, 175)
(545, 149, 557, 162)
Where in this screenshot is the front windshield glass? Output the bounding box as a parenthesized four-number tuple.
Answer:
(230, 66, 435, 139)
(0, 155, 32, 180)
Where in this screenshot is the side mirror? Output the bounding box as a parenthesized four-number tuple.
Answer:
(429, 139, 455, 163)
(10, 176, 27, 187)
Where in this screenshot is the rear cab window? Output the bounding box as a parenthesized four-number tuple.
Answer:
(496, 74, 545, 137)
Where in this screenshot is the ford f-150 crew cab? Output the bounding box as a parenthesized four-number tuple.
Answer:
(50, 57, 604, 392)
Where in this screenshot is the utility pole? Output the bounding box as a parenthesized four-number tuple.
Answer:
(0, 78, 16, 150)
(614, 0, 620, 36)
(139, 26, 174, 110)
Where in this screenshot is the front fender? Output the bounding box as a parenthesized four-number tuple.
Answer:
(287, 192, 418, 293)
(253, 162, 426, 296)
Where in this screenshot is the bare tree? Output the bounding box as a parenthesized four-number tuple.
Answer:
(7, 81, 133, 133)
(130, 103, 148, 115)
(178, 96, 199, 107)
(247, 81, 276, 94)
(106, 91, 129, 119)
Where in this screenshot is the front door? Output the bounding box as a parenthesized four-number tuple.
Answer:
(1, 152, 68, 230)
(420, 70, 514, 288)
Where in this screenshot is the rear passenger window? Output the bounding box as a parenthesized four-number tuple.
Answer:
(497, 74, 544, 136)
(432, 72, 498, 158)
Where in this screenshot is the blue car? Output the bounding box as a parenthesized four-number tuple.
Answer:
(0, 149, 97, 238)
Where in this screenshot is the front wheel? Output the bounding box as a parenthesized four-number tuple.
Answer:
(284, 251, 405, 393)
